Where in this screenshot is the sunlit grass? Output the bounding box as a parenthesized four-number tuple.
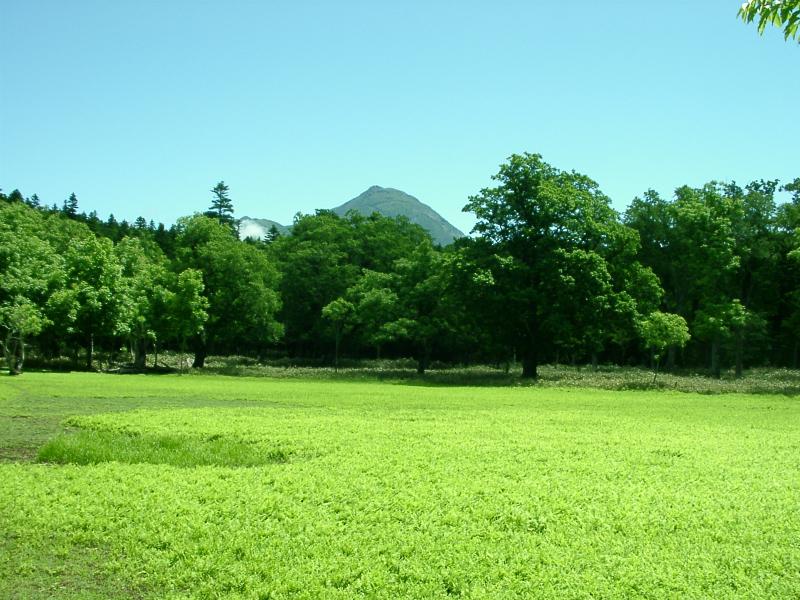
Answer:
(1, 372, 799, 598)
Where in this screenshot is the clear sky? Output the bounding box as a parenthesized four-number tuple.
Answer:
(1, 1, 798, 234)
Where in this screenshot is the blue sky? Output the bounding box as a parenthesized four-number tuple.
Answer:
(1, 1, 797, 234)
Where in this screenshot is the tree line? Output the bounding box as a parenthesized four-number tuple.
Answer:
(2, 154, 799, 378)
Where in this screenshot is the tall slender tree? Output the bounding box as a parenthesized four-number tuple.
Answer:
(205, 181, 236, 232)
(62, 193, 79, 218)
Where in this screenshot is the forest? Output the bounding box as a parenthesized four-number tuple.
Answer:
(2, 153, 799, 379)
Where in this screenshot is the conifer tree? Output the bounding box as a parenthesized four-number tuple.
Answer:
(62, 193, 79, 218)
(205, 181, 236, 232)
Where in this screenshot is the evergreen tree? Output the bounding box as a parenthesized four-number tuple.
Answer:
(62, 193, 79, 218)
(265, 224, 282, 243)
(205, 181, 236, 232)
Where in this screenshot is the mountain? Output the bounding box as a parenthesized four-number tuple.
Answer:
(239, 186, 464, 246)
(238, 217, 290, 240)
(331, 186, 464, 246)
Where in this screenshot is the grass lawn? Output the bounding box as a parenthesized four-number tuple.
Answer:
(1, 372, 799, 598)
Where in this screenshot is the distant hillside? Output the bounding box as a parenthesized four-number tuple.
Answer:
(238, 217, 290, 240)
(332, 186, 464, 246)
(239, 186, 464, 246)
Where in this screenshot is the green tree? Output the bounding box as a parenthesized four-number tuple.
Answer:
(272, 211, 428, 357)
(739, 0, 800, 42)
(345, 270, 400, 359)
(205, 181, 236, 232)
(168, 269, 209, 372)
(321, 297, 355, 370)
(266, 224, 282, 243)
(693, 300, 752, 379)
(639, 311, 690, 383)
(175, 215, 282, 366)
(382, 242, 463, 374)
(626, 183, 745, 372)
(464, 153, 649, 378)
(0, 204, 64, 373)
(63, 236, 127, 369)
(62, 193, 79, 218)
(114, 237, 172, 369)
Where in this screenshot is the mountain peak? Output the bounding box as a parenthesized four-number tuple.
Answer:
(334, 187, 463, 245)
(239, 187, 465, 246)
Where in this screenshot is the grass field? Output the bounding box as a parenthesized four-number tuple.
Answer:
(1, 373, 799, 598)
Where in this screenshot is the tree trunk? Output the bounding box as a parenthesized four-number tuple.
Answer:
(521, 356, 538, 379)
(86, 333, 94, 370)
(735, 330, 743, 379)
(416, 346, 430, 375)
(133, 337, 147, 370)
(13, 337, 24, 375)
(591, 351, 598, 371)
(153, 340, 159, 368)
(666, 345, 676, 371)
(520, 336, 539, 379)
(3, 332, 23, 375)
(652, 354, 660, 385)
(333, 328, 340, 372)
(711, 338, 721, 379)
(192, 337, 207, 368)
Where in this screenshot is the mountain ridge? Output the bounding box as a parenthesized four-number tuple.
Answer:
(240, 186, 464, 246)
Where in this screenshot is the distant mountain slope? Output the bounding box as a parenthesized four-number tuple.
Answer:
(332, 186, 464, 246)
(239, 186, 464, 246)
(238, 217, 290, 240)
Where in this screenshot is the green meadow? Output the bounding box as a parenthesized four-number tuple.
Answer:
(1, 373, 799, 599)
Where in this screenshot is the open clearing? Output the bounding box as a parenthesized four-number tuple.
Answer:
(1, 373, 799, 599)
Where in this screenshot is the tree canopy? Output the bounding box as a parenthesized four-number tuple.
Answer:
(739, 0, 800, 42)
(2, 164, 800, 379)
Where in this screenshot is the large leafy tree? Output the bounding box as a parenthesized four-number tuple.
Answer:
(377, 242, 464, 374)
(168, 269, 209, 371)
(322, 241, 467, 373)
(175, 215, 282, 366)
(464, 153, 652, 378)
(272, 210, 429, 357)
(0, 203, 64, 374)
(627, 181, 774, 374)
(63, 236, 128, 369)
(114, 237, 172, 369)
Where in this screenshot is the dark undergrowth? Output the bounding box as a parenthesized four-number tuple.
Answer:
(18, 352, 800, 395)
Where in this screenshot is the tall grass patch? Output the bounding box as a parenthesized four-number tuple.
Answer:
(38, 430, 291, 467)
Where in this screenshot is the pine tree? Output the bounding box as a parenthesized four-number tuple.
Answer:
(63, 193, 79, 218)
(205, 181, 236, 231)
(265, 224, 282, 243)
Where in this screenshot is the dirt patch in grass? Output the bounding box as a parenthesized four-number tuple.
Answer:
(0, 446, 38, 462)
(0, 536, 145, 600)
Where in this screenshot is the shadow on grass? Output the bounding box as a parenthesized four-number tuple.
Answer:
(176, 364, 800, 395)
